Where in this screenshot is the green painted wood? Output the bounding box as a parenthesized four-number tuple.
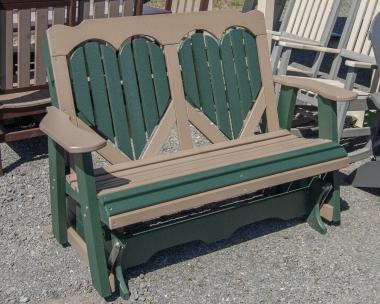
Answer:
(74, 153, 111, 298)
(83, 42, 114, 140)
(69, 47, 96, 126)
(101, 45, 134, 159)
(100, 142, 347, 216)
(148, 43, 170, 117)
(119, 43, 147, 159)
(132, 38, 159, 136)
(220, 33, 244, 138)
(318, 97, 338, 142)
(277, 86, 298, 130)
(48, 138, 67, 245)
(117, 185, 314, 268)
(43, 39, 58, 108)
(191, 33, 217, 124)
(243, 31, 262, 101)
(317, 97, 341, 223)
(179, 39, 201, 108)
(229, 29, 252, 116)
(205, 36, 233, 139)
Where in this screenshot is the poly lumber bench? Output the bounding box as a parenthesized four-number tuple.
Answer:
(41, 10, 356, 299)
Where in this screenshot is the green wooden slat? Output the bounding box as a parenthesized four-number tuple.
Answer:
(100, 142, 347, 216)
(230, 29, 252, 117)
(101, 45, 134, 159)
(148, 42, 170, 116)
(119, 43, 147, 159)
(69, 47, 95, 125)
(220, 33, 244, 138)
(243, 31, 262, 101)
(133, 38, 159, 136)
(191, 33, 217, 124)
(179, 39, 201, 108)
(84, 42, 114, 140)
(205, 36, 232, 139)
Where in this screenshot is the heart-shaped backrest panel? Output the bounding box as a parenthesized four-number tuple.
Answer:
(179, 28, 262, 139)
(68, 37, 170, 160)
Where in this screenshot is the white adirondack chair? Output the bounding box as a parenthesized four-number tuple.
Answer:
(270, 0, 342, 76)
(278, 0, 380, 162)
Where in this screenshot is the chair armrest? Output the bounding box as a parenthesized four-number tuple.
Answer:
(278, 41, 340, 54)
(345, 60, 377, 69)
(273, 76, 358, 102)
(40, 106, 106, 154)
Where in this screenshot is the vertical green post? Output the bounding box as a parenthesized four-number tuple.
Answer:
(318, 97, 341, 223)
(75, 153, 112, 298)
(48, 138, 68, 245)
(277, 86, 298, 130)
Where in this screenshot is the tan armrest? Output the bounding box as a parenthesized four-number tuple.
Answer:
(40, 107, 106, 154)
(345, 60, 377, 69)
(273, 76, 358, 102)
(278, 41, 340, 54)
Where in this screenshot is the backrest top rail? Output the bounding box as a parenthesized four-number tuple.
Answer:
(47, 10, 267, 56)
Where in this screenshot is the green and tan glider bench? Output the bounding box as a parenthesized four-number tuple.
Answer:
(41, 10, 356, 299)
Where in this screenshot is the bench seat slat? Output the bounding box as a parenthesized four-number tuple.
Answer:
(107, 158, 347, 229)
(94, 139, 347, 218)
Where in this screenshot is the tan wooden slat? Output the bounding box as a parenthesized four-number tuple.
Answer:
(78, 0, 91, 21)
(240, 89, 266, 137)
(85, 129, 290, 178)
(35, 8, 49, 85)
(186, 103, 227, 144)
(0, 10, 14, 90)
(122, 0, 134, 16)
(164, 44, 193, 150)
(141, 103, 176, 159)
(53, 7, 65, 25)
(108, 0, 120, 17)
(17, 9, 32, 88)
(185, 0, 195, 12)
(96, 136, 311, 191)
(256, 35, 280, 132)
(108, 158, 349, 228)
(171, 0, 180, 12)
(177, 0, 186, 12)
(94, 0, 106, 19)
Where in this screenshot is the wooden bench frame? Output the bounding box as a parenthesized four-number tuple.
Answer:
(41, 10, 355, 299)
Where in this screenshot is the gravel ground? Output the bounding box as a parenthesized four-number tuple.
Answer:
(1, 131, 380, 304)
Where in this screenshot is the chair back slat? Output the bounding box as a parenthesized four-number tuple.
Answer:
(284, 0, 338, 43)
(169, 0, 210, 13)
(346, 0, 380, 56)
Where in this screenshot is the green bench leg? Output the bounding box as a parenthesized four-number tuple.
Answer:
(75, 153, 112, 298)
(48, 139, 68, 245)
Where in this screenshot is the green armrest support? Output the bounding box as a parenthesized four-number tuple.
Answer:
(40, 106, 107, 154)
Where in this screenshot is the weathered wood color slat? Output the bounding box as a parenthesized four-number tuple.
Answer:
(17, 9, 32, 87)
(0, 10, 13, 90)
